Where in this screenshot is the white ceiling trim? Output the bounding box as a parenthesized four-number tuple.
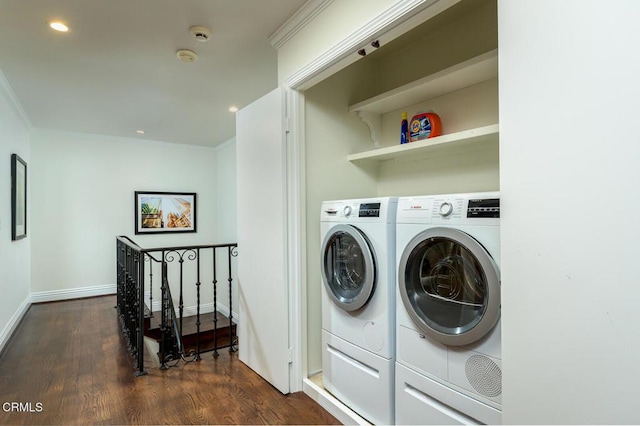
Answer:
(214, 136, 237, 152)
(0, 70, 32, 130)
(268, 0, 334, 49)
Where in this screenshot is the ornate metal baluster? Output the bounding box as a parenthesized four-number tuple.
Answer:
(228, 245, 237, 353)
(135, 250, 147, 376)
(212, 249, 219, 357)
(148, 255, 153, 318)
(163, 250, 176, 362)
(159, 259, 170, 370)
(116, 240, 124, 319)
(126, 246, 135, 352)
(117, 241, 125, 330)
(178, 252, 184, 339)
(116, 240, 122, 312)
(195, 248, 201, 360)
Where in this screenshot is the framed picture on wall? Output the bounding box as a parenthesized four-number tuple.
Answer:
(11, 154, 27, 241)
(134, 191, 197, 234)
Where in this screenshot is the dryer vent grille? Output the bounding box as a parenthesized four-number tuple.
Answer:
(465, 355, 502, 398)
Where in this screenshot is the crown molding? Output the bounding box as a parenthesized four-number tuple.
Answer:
(269, 0, 335, 50)
(0, 70, 32, 130)
(214, 136, 237, 151)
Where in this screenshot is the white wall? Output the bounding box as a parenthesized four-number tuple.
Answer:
(215, 137, 237, 244)
(499, 1, 640, 423)
(215, 137, 239, 316)
(0, 72, 31, 352)
(29, 130, 219, 306)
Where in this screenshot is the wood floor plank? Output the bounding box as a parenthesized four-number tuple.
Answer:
(0, 296, 340, 425)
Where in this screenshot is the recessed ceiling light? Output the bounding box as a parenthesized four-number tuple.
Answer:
(49, 21, 69, 32)
(229, 106, 238, 113)
(136, 130, 145, 134)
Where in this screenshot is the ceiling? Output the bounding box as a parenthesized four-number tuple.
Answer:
(0, 0, 307, 147)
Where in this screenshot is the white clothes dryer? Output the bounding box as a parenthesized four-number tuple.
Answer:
(395, 192, 502, 425)
(320, 197, 397, 425)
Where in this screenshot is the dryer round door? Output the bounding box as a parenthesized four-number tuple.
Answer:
(398, 227, 500, 346)
(321, 224, 376, 312)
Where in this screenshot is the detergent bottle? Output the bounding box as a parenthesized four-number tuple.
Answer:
(400, 111, 409, 144)
(409, 111, 442, 142)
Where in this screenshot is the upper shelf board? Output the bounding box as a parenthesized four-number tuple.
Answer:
(347, 123, 499, 163)
(349, 49, 498, 115)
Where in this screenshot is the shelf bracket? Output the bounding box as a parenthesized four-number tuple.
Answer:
(356, 111, 381, 147)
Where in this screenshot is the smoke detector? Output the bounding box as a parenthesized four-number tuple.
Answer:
(176, 49, 198, 63)
(189, 25, 211, 42)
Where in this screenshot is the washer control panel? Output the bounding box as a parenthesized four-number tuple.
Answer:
(467, 198, 500, 218)
(439, 202, 454, 217)
(433, 198, 464, 219)
(359, 202, 381, 218)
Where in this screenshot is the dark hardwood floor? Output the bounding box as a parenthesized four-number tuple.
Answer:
(0, 296, 340, 425)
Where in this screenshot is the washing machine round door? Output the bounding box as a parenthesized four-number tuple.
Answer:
(321, 224, 376, 312)
(399, 227, 500, 346)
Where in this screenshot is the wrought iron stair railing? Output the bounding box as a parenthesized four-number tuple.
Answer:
(158, 263, 185, 367)
(116, 236, 238, 376)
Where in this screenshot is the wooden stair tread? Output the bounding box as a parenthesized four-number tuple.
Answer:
(147, 311, 233, 331)
(144, 310, 236, 348)
(144, 310, 238, 355)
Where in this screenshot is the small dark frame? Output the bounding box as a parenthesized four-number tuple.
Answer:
(135, 191, 197, 234)
(11, 154, 27, 241)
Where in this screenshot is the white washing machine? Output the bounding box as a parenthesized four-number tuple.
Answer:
(320, 197, 398, 425)
(395, 192, 502, 425)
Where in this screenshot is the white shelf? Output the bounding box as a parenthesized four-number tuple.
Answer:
(347, 124, 499, 163)
(349, 49, 498, 115)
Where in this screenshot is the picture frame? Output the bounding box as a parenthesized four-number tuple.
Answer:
(134, 191, 197, 234)
(11, 154, 27, 241)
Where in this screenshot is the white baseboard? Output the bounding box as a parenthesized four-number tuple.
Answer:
(0, 295, 31, 354)
(31, 284, 116, 303)
(181, 302, 238, 322)
(302, 377, 370, 425)
(29, 286, 238, 320)
(2, 286, 235, 355)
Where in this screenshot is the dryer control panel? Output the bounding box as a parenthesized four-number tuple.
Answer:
(321, 197, 397, 223)
(433, 198, 465, 219)
(397, 192, 500, 225)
